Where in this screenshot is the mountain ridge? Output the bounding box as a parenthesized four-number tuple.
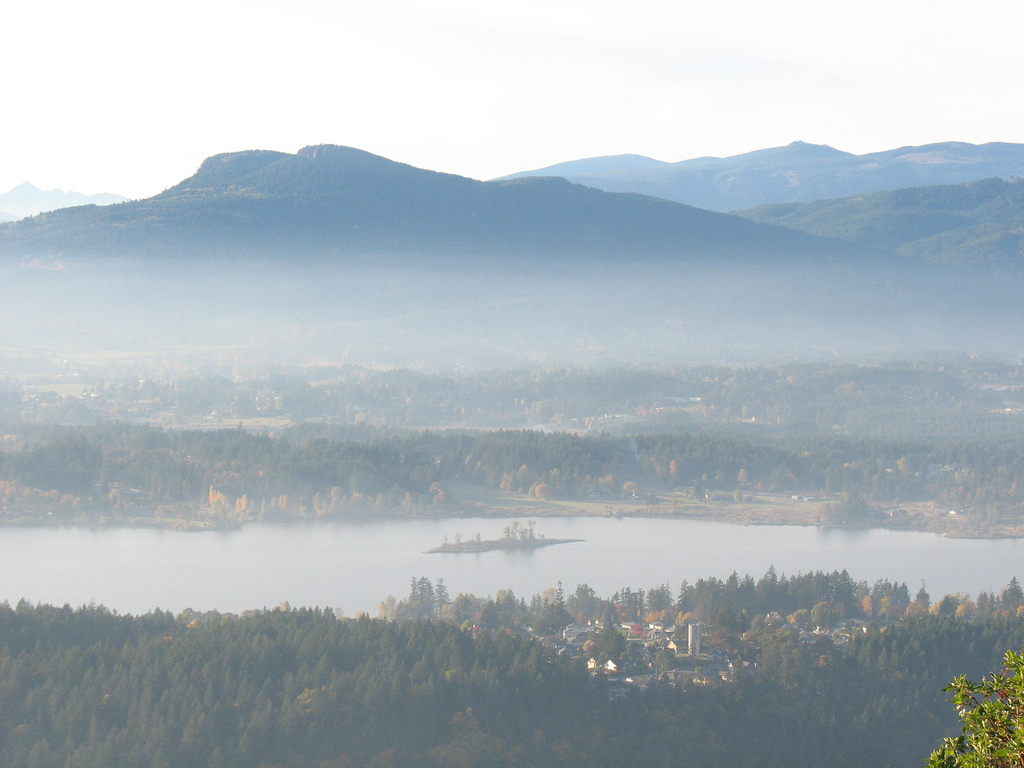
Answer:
(0, 144, 850, 267)
(500, 140, 1024, 212)
(0, 181, 126, 219)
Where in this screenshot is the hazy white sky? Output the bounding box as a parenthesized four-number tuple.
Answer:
(1, 0, 1020, 199)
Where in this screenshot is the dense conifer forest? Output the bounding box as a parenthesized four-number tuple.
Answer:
(2, 570, 1023, 768)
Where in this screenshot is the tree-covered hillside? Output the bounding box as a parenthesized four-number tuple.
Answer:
(0, 145, 835, 264)
(1, 585, 1022, 768)
(738, 177, 1024, 266)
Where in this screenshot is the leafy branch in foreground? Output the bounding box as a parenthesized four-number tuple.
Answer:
(929, 649, 1024, 768)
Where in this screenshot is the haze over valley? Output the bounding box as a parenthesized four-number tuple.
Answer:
(2, 141, 1023, 370)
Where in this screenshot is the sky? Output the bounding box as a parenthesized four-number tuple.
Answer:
(1, 0, 1021, 199)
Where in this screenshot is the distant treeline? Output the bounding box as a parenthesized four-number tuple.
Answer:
(2, 421, 1024, 524)
(2, 579, 1024, 768)
(384, 569, 1024, 634)
(6, 361, 1023, 441)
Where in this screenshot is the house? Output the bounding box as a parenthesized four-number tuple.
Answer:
(606, 678, 630, 701)
(563, 624, 594, 648)
(587, 658, 619, 673)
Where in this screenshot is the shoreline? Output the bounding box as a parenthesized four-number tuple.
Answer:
(3, 497, 1023, 540)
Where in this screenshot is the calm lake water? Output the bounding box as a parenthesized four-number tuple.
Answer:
(1, 517, 1021, 615)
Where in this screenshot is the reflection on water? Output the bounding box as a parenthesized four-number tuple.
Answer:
(0, 517, 1020, 615)
(814, 525, 873, 542)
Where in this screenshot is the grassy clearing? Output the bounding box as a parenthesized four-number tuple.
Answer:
(449, 487, 1024, 537)
(451, 484, 825, 524)
(21, 383, 93, 396)
(138, 416, 296, 431)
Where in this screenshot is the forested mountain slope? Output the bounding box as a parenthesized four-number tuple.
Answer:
(0, 145, 839, 265)
(736, 177, 1024, 266)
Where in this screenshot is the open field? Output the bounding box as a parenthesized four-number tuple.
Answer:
(454, 484, 833, 523)
(138, 416, 296, 431)
(20, 383, 93, 396)
(449, 485, 1024, 538)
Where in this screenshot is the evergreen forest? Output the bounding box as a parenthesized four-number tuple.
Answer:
(2, 569, 1024, 768)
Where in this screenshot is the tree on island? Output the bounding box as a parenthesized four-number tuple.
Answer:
(500, 520, 538, 543)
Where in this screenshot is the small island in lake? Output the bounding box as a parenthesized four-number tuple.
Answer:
(425, 520, 582, 554)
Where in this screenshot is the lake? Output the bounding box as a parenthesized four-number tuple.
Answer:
(1, 517, 1021, 615)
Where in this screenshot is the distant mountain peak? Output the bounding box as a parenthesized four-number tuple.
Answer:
(786, 140, 830, 149)
(787, 140, 848, 155)
(720, 141, 852, 165)
(0, 181, 126, 219)
(182, 149, 291, 190)
(496, 153, 667, 181)
(7, 181, 42, 194)
(294, 144, 422, 173)
(297, 144, 382, 161)
(160, 144, 461, 204)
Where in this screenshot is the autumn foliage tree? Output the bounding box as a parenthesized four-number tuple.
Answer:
(929, 649, 1024, 768)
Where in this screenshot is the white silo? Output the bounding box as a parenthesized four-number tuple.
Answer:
(688, 622, 701, 657)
